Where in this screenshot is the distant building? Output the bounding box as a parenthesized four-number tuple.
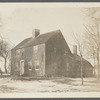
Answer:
(11, 29, 93, 77)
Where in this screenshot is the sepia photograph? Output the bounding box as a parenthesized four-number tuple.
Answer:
(0, 2, 100, 98)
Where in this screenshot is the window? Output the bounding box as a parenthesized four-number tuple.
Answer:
(35, 65, 39, 70)
(21, 48, 24, 56)
(22, 48, 24, 52)
(28, 61, 32, 71)
(34, 60, 39, 70)
(16, 49, 20, 56)
(33, 45, 38, 53)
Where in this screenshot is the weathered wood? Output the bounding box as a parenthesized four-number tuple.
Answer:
(11, 30, 94, 78)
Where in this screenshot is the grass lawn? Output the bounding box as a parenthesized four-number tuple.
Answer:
(0, 77, 100, 93)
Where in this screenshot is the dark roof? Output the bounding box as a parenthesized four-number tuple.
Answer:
(70, 54, 93, 67)
(70, 54, 86, 62)
(13, 30, 61, 50)
(14, 37, 31, 49)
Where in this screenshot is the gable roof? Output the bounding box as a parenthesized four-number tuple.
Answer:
(13, 30, 61, 50)
(70, 54, 93, 67)
(23, 30, 61, 48)
(71, 54, 86, 62)
(14, 37, 31, 50)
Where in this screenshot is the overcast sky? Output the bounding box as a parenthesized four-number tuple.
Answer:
(0, 3, 86, 49)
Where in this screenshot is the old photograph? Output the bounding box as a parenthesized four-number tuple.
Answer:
(0, 3, 100, 97)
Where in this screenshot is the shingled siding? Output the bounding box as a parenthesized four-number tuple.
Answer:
(22, 46, 33, 75)
(45, 33, 67, 77)
(32, 44, 45, 77)
(11, 44, 45, 76)
(64, 58, 93, 78)
(11, 30, 93, 77)
(11, 47, 33, 76)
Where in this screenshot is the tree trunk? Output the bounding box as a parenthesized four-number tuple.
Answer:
(93, 56, 95, 77)
(97, 24, 100, 80)
(4, 58, 7, 73)
(81, 55, 83, 85)
(97, 51, 99, 80)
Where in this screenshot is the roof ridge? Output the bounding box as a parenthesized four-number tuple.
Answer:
(13, 29, 62, 49)
(39, 29, 61, 36)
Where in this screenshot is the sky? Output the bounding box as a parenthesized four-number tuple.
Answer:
(0, 3, 86, 48)
(0, 3, 98, 70)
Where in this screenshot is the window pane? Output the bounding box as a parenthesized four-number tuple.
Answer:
(34, 60, 39, 70)
(28, 61, 32, 71)
(16, 49, 20, 55)
(33, 46, 38, 53)
(36, 65, 39, 69)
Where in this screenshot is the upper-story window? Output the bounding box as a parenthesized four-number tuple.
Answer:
(54, 47, 57, 53)
(33, 45, 38, 53)
(16, 49, 20, 56)
(21, 48, 24, 52)
(21, 48, 24, 56)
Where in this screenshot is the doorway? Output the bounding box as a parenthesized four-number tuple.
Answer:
(20, 60, 25, 75)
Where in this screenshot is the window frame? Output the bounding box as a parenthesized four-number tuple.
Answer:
(33, 45, 38, 53)
(34, 60, 40, 70)
(16, 49, 20, 56)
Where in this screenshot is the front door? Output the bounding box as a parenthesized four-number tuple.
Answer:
(20, 60, 24, 75)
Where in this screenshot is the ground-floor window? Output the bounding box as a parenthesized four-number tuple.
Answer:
(34, 60, 40, 70)
(28, 61, 32, 71)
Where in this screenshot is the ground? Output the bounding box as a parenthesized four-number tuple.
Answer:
(0, 77, 100, 93)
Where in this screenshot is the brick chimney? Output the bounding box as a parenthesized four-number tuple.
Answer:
(73, 45, 77, 55)
(32, 29, 40, 39)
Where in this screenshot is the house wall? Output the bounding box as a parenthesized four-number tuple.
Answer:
(52, 52, 93, 78)
(67, 59, 94, 78)
(83, 61, 93, 77)
(11, 47, 33, 76)
(32, 44, 45, 76)
(11, 44, 45, 77)
(21, 46, 33, 75)
(45, 33, 69, 77)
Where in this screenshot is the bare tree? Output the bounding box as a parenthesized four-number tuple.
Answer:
(83, 8, 100, 79)
(71, 31, 84, 85)
(84, 25, 98, 77)
(0, 40, 10, 73)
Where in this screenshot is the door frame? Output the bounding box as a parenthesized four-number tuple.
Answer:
(20, 60, 25, 75)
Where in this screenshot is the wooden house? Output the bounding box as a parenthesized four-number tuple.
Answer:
(11, 29, 93, 77)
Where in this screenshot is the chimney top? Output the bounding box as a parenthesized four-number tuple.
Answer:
(32, 29, 40, 39)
